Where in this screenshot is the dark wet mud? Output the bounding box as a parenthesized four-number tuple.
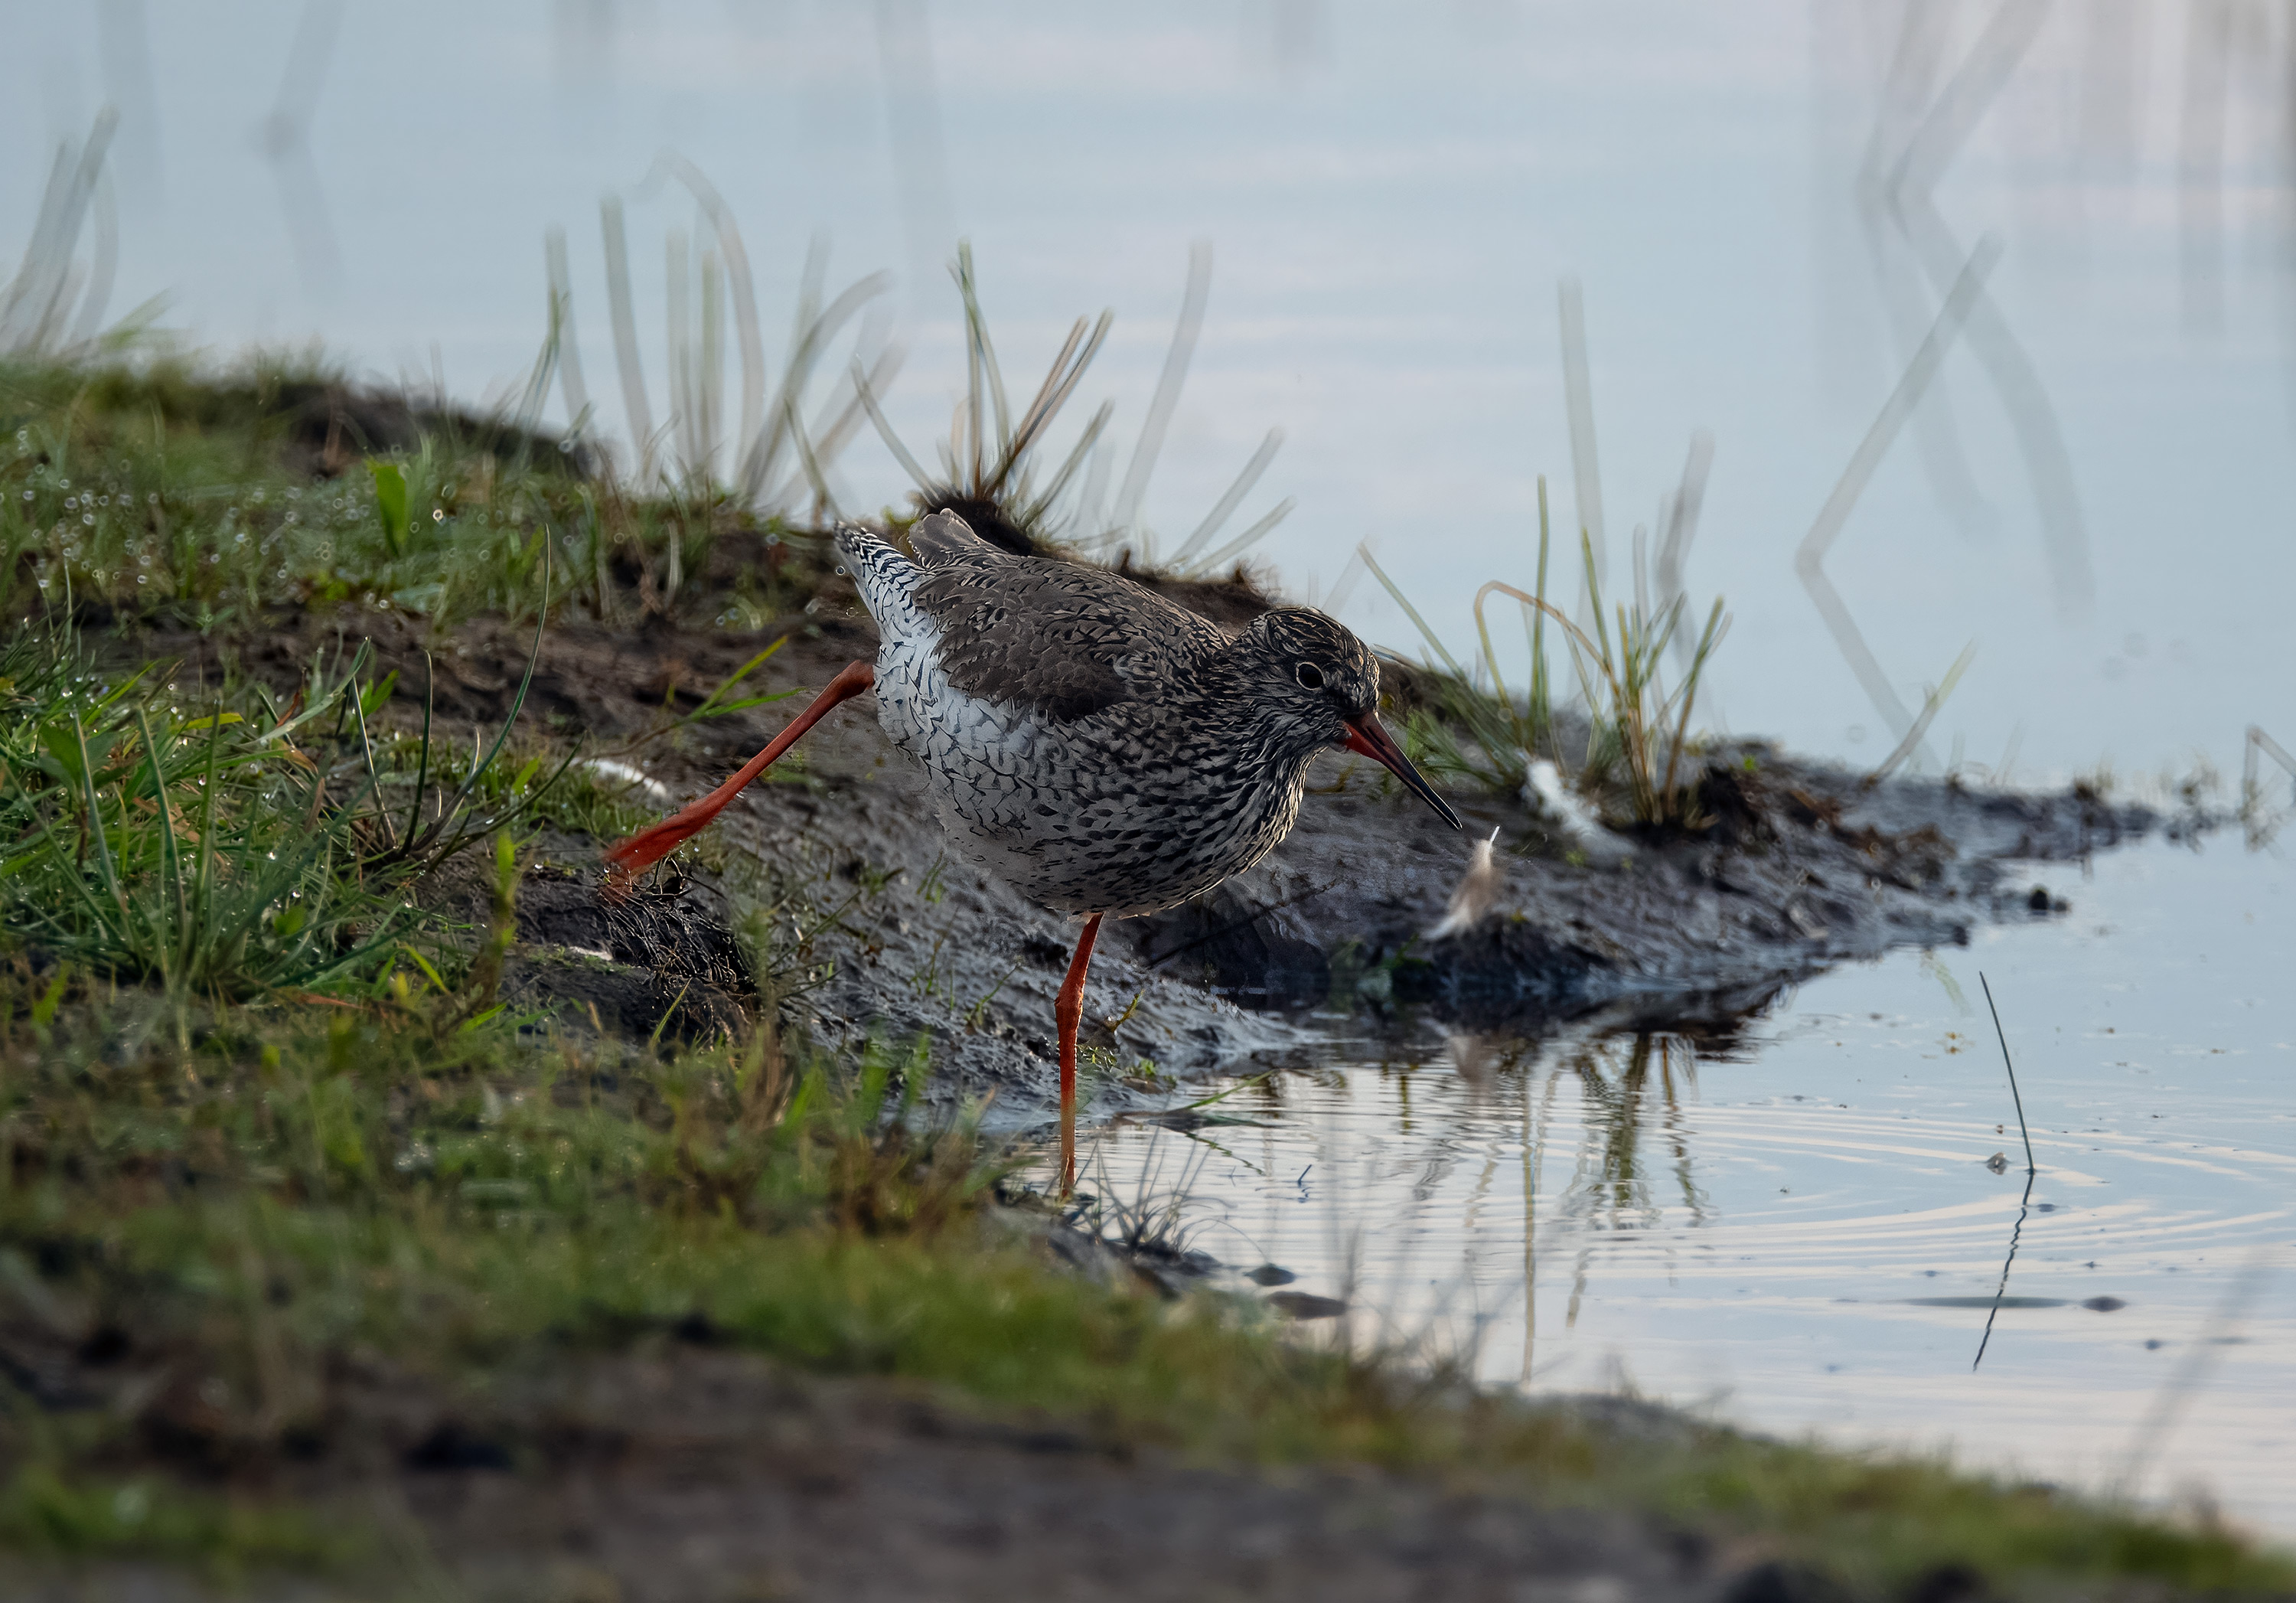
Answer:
(138, 598, 2164, 1132)
(1155, 739, 2143, 1030)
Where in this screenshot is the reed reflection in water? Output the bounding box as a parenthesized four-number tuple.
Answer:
(1078, 856, 2296, 1528)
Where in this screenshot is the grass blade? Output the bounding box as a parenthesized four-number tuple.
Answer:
(1018, 400, 1114, 531)
(1184, 495, 1295, 576)
(1864, 639, 1977, 785)
(1170, 428, 1283, 570)
(1361, 544, 1467, 678)
(850, 354, 932, 491)
(1111, 240, 1212, 546)
(543, 225, 592, 439)
(601, 194, 656, 480)
(133, 710, 188, 986)
(1559, 276, 1607, 610)
(954, 241, 1011, 468)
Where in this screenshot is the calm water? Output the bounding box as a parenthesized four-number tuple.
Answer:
(1078, 832, 2296, 1533)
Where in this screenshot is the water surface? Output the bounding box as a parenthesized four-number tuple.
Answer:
(1080, 834, 2296, 1532)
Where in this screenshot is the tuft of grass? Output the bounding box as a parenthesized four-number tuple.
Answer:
(551, 161, 898, 510)
(1365, 477, 1730, 828)
(0, 619, 603, 1019)
(0, 622, 410, 1004)
(0, 112, 166, 365)
(0, 350, 843, 635)
(869, 240, 1118, 552)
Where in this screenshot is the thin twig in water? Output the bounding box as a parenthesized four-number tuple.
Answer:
(1971, 970, 2036, 1371)
(1980, 971, 2035, 1173)
(1175, 1070, 1275, 1113)
(1972, 1166, 2035, 1372)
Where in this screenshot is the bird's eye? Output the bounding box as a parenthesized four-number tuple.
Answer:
(1295, 661, 1326, 690)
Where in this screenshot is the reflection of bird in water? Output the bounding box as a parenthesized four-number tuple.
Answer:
(1443, 1030, 1512, 1083)
(608, 511, 1459, 1184)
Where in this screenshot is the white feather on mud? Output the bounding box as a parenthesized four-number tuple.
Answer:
(1522, 759, 1635, 864)
(1427, 827, 1503, 939)
(580, 757, 670, 801)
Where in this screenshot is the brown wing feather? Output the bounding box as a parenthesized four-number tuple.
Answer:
(915, 554, 1228, 723)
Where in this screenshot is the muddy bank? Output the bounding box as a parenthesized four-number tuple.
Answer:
(143, 602, 2159, 1128)
(1151, 742, 2143, 1029)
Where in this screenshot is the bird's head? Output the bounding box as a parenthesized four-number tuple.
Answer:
(1234, 608, 1461, 830)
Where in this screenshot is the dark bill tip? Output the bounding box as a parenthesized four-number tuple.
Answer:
(1342, 714, 1463, 831)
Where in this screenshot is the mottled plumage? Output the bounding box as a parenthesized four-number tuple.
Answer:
(839, 511, 1397, 918)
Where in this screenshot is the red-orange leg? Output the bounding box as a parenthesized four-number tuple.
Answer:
(1054, 913, 1105, 1196)
(604, 659, 875, 888)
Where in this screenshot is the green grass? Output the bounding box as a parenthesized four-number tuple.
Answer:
(0, 354, 833, 633)
(1365, 477, 1730, 830)
(0, 622, 415, 1005)
(0, 613, 605, 1017)
(0, 1464, 345, 1580)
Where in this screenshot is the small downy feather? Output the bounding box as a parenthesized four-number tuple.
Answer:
(1523, 759, 1634, 865)
(1428, 826, 1502, 939)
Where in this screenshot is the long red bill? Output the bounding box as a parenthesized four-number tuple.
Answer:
(1342, 713, 1462, 831)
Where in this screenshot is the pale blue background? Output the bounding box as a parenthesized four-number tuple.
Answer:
(5, 2, 2290, 783)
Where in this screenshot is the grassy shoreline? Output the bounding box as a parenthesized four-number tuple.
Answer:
(0, 357, 2288, 1598)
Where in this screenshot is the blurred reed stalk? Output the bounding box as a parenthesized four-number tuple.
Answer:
(0, 109, 161, 362)
(857, 240, 1293, 568)
(553, 157, 898, 514)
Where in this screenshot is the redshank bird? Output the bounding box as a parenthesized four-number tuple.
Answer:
(606, 510, 1459, 1182)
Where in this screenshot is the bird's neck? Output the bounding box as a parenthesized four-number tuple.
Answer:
(1189, 655, 1332, 791)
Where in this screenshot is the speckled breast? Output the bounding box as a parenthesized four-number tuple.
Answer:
(872, 628, 1306, 918)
